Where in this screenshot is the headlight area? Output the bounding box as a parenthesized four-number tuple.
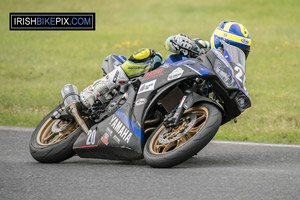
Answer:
(235, 91, 251, 111)
(213, 59, 238, 89)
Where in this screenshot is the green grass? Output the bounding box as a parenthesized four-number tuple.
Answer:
(1, 0, 299, 144)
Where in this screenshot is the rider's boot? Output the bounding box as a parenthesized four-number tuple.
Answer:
(79, 67, 129, 108)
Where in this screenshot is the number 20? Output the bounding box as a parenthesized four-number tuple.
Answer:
(86, 130, 96, 145)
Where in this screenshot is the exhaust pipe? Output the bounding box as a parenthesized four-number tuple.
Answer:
(61, 84, 89, 134)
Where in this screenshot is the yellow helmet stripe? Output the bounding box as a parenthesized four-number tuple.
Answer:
(215, 29, 252, 46)
(223, 22, 235, 32)
(238, 24, 249, 37)
(210, 31, 216, 48)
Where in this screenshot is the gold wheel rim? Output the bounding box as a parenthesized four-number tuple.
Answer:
(37, 117, 79, 146)
(149, 106, 209, 155)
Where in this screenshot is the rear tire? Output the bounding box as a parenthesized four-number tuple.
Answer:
(29, 105, 85, 163)
(143, 103, 222, 168)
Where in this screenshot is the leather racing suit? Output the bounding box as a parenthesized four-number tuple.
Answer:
(79, 34, 209, 108)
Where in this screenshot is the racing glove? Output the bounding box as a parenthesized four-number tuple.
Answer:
(165, 34, 199, 58)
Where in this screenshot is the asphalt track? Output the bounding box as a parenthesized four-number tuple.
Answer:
(0, 126, 299, 200)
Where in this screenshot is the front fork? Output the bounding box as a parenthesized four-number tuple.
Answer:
(163, 79, 199, 128)
(163, 95, 187, 128)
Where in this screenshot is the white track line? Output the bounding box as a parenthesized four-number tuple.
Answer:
(1, 126, 299, 148)
(0, 126, 34, 132)
(211, 140, 300, 148)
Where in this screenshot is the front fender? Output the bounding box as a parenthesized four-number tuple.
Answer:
(142, 77, 187, 125)
(182, 92, 225, 116)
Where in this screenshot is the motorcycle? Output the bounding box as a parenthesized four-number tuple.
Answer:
(29, 41, 251, 168)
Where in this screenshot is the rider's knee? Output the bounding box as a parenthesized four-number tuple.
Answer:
(121, 48, 163, 79)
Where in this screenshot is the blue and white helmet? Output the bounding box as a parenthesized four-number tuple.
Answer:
(210, 21, 251, 59)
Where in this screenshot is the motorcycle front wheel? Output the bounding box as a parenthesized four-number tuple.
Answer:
(143, 103, 222, 168)
(29, 105, 85, 163)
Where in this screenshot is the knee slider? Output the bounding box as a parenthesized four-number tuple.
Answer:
(129, 48, 162, 68)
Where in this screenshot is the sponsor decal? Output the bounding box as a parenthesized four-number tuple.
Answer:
(106, 127, 113, 136)
(101, 132, 109, 145)
(241, 38, 249, 44)
(167, 67, 184, 81)
(135, 98, 147, 106)
(142, 69, 164, 81)
(113, 135, 121, 144)
(113, 70, 119, 83)
(109, 115, 132, 143)
(138, 79, 156, 94)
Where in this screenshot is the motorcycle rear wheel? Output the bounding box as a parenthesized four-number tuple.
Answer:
(29, 105, 84, 163)
(143, 103, 222, 168)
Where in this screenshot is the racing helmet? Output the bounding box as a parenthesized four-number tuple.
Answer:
(210, 21, 251, 59)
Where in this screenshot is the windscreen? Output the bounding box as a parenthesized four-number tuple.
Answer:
(222, 41, 246, 73)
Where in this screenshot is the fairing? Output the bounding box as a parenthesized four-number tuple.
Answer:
(73, 46, 250, 160)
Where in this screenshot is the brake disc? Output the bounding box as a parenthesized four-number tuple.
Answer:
(51, 119, 74, 133)
(158, 113, 196, 144)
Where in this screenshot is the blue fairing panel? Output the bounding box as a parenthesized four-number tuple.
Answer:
(164, 54, 212, 76)
(115, 108, 143, 142)
(164, 54, 187, 65)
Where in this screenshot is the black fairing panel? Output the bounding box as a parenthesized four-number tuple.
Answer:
(132, 58, 216, 134)
(73, 86, 143, 160)
(206, 50, 242, 123)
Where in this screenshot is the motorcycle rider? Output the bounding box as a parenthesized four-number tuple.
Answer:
(79, 21, 251, 108)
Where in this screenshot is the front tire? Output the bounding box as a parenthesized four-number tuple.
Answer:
(29, 105, 85, 163)
(143, 103, 222, 168)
